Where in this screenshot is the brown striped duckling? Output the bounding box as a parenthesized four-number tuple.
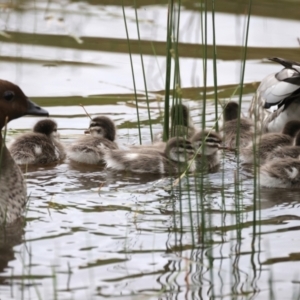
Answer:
(266, 131, 300, 162)
(260, 158, 300, 188)
(221, 101, 254, 149)
(0, 79, 48, 224)
(190, 130, 222, 171)
(154, 103, 197, 141)
(9, 119, 65, 165)
(240, 120, 300, 165)
(104, 137, 196, 174)
(68, 116, 118, 165)
(248, 57, 300, 133)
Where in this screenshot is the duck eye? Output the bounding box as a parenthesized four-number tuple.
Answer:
(3, 91, 15, 101)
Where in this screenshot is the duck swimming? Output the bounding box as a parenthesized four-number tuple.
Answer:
(240, 120, 300, 165)
(248, 57, 300, 133)
(221, 101, 254, 149)
(9, 119, 65, 165)
(190, 130, 222, 171)
(265, 130, 300, 162)
(104, 137, 196, 174)
(68, 116, 118, 164)
(0, 79, 48, 224)
(260, 158, 300, 188)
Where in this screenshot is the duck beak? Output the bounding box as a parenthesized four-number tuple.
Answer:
(26, 99, 49, 116)
(84, 130, 90, 134)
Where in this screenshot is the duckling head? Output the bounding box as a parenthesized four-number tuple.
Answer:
(171, 103, 191, 127)
(33, 119, 59, 139)
(282, 120, 300, 137)
(191, 130, 222, 156)
(224, 102, 239, 122)
(85, 116, 116, 141)
(165, 137, 195, 163)
(0, 79, 48, 128)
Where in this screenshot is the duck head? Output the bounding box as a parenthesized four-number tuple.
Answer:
(84, 116, 116, 141)
(0, 79, 48, 128)
(33, 119, 59, 139)
(191, 130, 222, 156)
(165, 137, 195, 163)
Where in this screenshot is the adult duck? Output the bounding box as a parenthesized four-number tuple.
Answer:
(0, 79, 48, 224)
(248, 57, 300, 133)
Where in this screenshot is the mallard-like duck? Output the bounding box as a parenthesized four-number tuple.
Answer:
(0, 79, 48, 224)
(260, 158, 300, 188)
(266, 130, 300, 162)
(248, 57, 300, 133)
(190, 130, 222, 171)
(68, 116, 118, 164)
(104, 137, 196, 174)
(9, 119, 65, 165)
(220, 101, 254, 149)
(154, 103, 197, 141)
(240, 120, 300, 165)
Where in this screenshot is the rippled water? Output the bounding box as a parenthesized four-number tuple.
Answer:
(1, 1, 300, 300)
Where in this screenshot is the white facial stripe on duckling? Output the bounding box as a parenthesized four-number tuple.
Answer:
(90, 126, 105, 138)
(159, 160, 164, 174)
(125, 153, 139, 160)
(284, 167, 298, 179)
(34, 145, 42, 155)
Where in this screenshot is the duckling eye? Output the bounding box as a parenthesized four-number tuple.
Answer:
(3, 91, 15, 101)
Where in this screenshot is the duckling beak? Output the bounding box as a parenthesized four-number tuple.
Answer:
(84, 130, 90, 134)
(26, 99, 49, 116)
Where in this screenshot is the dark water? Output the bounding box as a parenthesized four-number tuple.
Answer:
(0, 1, 300, 299)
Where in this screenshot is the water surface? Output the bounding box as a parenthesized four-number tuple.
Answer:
(1, 1, 300, 299)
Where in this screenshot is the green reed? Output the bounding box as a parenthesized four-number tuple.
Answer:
(134, 0, 154, 141)
(121, 1, 142, 144)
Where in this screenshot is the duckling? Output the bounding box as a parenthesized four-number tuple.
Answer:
(248, 57, 300, 133)
(154, 103, 197, 141)
(190, 130, 222, 171)
(0, 79, 48, 224)
(260, 158, 300, 188)
(220, 101, 254, 149)
(68, 116, 118, 165)
(240, 120, 300, 165)
(9, 119, 65, 165)
(104, 137, 196, 174)
(266, 130, 300, 162)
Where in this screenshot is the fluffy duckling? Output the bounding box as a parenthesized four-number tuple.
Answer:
(154, 103, 197, 141)
(68, 116, 118, 165)
(260, 158, 300, 188)
(248, 57, 300, 133)
(9, 119, 65, 165)
(190, 130, 222, 171)
(266, 131, 300, 162)
(104, 137, 196, 174)
(0, 79, 48, 224)
(240, 120, 300, 165)
(221, 101, 254, 149)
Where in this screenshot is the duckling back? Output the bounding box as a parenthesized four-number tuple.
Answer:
(68, 115, 118, 165)
(104, 137, 196, 174)
(260, 158, 300, 188)
(68, 135, 118, 165)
